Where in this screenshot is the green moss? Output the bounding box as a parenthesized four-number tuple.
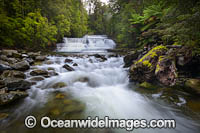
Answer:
(135, 45, 167, 65)
(155, 56, 165, 73)
(139, 82, 157, 89)
(142, 60, 152, 68)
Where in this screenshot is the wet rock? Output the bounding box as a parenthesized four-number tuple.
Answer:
(48, 70, 58, 77)
(64, 58, 73, 63)
(0, 113, 9, 120)
(93, 54, 107, 61)
(130, 45, 168, 82)
(73, 63, 78, 66)
(30, 76, 45, 81)
(0, 81, 5, 89)
(52, 82, 67, 89)
(0, 63, 11, 72)
(21, 54, 28, 58)
(50, 108, 60, 116)
(124, 51, 140, 67)
(155, 56, 177, 86)
(139, 82, 157, 89)
(6, 58, 18, 64)
(26, 58, 34, 65)
(28, 52, 41, 59)
(55, 93, 67, 99)
(75, 77, 89, 83)
(1, 70, 26, 79)
(63, 64, 74, 71)
(64, 104, 85, 114)
(185, 79, 200, 95)
(4, 78, 31, 91)
(0, 91, 28, 106)
(12, 60, 30, 71)
(30, 69, 48, 76)
(35, 56, 46, 61)
(0, 55, 9, 61)
(47, 67, 55, 71)
(45, 60, 54, 65)
(33, 61, 43, 66)
(2, 50, 19, 57)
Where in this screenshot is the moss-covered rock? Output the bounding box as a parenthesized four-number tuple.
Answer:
(130, 45, 168, 82)
(139, 82, 157, 89)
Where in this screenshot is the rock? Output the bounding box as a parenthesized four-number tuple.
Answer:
(130, 45, 168, 82)
(28, 52, 41, 59)
(29, 76, 45, 81)
(45, 60, 54, 65)
(0, 81, 5, 89)
(12, 52, 21, 58)
(0, 55, 9, 61)
(52, 82, 67, 89)
(35, 56, 46, 61)
(47, 67, 55, 71)
(6, 58, 18, 64)
(33, 61, 43, 66)
(185, 79, 200, 95)
(64, 58, 73, 63)
(93, 54, 107, 61)
(48, 70, 58, 77)
(0, 113, 9, 120)
(0, 87, 8, 94)
(55, 93, 67, 99)
(64, 104, 85, 114)
(63, 64, 75, 71)
(139, 82, 157, 89)
(75, 77, 89, 83)
(0, 63, 11, 72)
(4, 78, 31, 91)
(12, 60, 30, 71)
(2, 50, 19, 57)
(73, 63, 78, 66)
(26, 58, 34, 65)
(21, 54, 28, 58)
(0, 91, 28, 106)
(124, 51, 140, 67)
(155, 56, 177, 86)
(30, 69, 48, 76)
(1, 70, 26, 79)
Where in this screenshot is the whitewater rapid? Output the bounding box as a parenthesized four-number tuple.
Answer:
(1, 55, 198, 133)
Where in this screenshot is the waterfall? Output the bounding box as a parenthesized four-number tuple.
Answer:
(57, 35, 116, 52)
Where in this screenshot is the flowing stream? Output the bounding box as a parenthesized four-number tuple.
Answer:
(0, 36, 200, 133)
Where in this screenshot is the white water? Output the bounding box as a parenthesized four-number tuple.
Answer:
(57, 35, 116, 52)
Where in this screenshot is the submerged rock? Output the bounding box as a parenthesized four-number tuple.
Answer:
(30, 76, 45, 81)
(0, 91, 28, 106)
(52, 82, 67, 89)
(73, 63, 78, 66)
(130, 45, 168, 82)
(139, 82, 157, 89)
(185, 79, 200, 95)
(64, 58, 73, 63)
(63, 64, 75, 71)
(30, 69, 48, 76)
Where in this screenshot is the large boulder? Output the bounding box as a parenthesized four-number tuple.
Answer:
(35, 56, 46, 61)
(0, 70, 26, 79)
(64, 58, 73, 63)
(155, 56, 177, 86)
(4, 78, 31, 91)
(0, 63, 11, 72)
(63, 64, 75, 71)
(28, 52, 41, 59)
(2, 50, 20, 58)
(30, 69, 48, 76)
(12, 60, 30, 71)
(124, 50, 140, 67)
(0, 91, 28, 106)
(93, 54, 107, 61)
(130, 45, 168, 82)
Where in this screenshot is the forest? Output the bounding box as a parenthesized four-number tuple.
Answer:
(1, 0, 200, 51)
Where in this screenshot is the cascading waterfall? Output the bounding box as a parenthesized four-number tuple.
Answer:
(57, 35, 116, 52)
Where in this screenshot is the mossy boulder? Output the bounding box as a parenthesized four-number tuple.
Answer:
(30, 69, 48, 76)
(155, 56, 177, 86)
(130, 45, 168, 82)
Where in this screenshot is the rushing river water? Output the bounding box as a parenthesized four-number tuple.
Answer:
(0, 36, 200, 133)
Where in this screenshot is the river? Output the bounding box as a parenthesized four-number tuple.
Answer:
(0, 35, 200, 133)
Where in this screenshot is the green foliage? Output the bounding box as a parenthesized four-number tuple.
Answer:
(0, 0, 88, 49)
